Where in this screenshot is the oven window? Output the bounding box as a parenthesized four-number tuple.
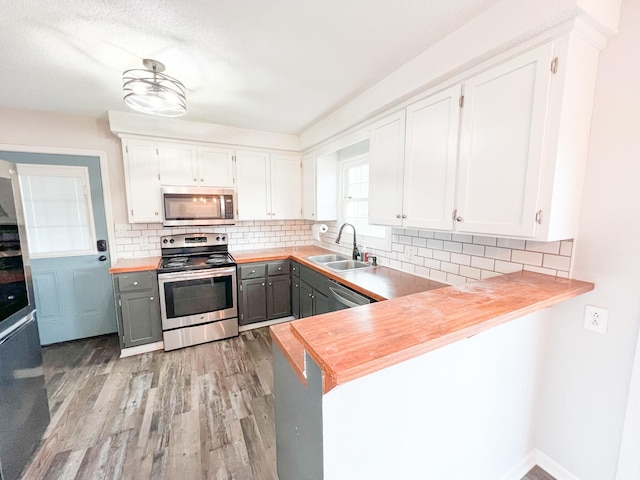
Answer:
(163, 275, 233, 319)
(164, 194, 222, 221)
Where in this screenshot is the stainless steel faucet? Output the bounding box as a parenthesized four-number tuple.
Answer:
(335, 223, 360, 260)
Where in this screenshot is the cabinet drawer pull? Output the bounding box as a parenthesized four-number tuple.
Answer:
(133, 281, 138, 285)
(251, 270, 256, 274)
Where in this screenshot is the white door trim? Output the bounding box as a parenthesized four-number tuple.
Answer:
(0, 144, 117, 263)
(617, 330, 640, 480)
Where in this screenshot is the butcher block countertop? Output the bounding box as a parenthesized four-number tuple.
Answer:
(232, 246, 446, 301)
(271, 270, 594, 393)
(108, 256, 161, 274)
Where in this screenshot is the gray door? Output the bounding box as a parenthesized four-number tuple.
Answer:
(0, 151, 115, 345)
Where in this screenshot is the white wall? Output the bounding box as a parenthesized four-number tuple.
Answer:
(535, 0, 640, 478)
(0, 108, 128, 222)
(322, 310, 549, 480)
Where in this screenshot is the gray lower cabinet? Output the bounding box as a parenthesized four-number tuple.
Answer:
(112, 270, 162, 349)
(299, 264, 329, 318)
(239, 260, 291, 326)
(300, 280, 328, 318)
(291, 262, 301, 319)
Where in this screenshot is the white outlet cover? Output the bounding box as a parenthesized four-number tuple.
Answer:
(584, 305, 608, 334)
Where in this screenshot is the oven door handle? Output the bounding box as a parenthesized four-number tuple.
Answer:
(158, 266, 236, 282)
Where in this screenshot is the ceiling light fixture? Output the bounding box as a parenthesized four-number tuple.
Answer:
(122, 59, 186, 117)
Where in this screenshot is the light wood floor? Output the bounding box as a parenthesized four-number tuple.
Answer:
(22, 328, 555, 480)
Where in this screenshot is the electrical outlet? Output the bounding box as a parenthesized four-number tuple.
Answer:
(584, 305, 608, 333)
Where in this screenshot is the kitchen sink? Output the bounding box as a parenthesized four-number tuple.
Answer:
(323, 260, 371, 271)
(307, 254, 350, 264)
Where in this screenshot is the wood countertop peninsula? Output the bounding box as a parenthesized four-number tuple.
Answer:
(272, 270, 594, 393)
(108, 256, 161, 274)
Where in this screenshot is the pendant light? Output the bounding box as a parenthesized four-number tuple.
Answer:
(122, 59, 186, 117)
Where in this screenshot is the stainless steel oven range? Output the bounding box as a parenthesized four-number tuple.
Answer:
(157, 233, 237, 351)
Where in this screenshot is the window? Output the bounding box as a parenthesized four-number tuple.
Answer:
(18, 164, 97, 258)
(340, 155, 390, 249)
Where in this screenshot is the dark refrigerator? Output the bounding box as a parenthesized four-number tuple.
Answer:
(0, 159, 50, 480)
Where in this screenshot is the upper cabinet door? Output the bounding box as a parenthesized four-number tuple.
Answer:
(302, 154, 316, 220)
(368, 111, 406, 226)
(270, 154, 302, 220)
(235, 150, 271, 220)
(403, 85, 461, 230)
(197, 147, 234, 187)
(123, 138, 162, 223)
(157, 142, 198, 186)
(455, 43, 554, 237)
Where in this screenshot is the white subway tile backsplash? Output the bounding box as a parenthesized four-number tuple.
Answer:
(473, 236, 498, 246)
(496, 238, 526, 250)
(542, 254, 571, 271)
(525, 240, 560, 254)
(116, 220, 574, 285)
(560, 240, 573, 257)
(511, 250, 543, 266)
(485, 246, 511, 261)
(443, 241, 463, 253)
(494, 260, 523, 274)
(450, 253, 471, 266)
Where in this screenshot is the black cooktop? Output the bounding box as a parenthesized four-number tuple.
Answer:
(159, 252, 236, 273)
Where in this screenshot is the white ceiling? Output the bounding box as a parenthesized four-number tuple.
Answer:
(0, 0, 504, 134)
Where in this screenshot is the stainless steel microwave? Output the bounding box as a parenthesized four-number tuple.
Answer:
(161, 187, 236, 226)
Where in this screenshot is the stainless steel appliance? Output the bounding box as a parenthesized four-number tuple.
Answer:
(327, 279, 372, 311)
(158, 233, 238, 350)
(161, 186, 235, 227)
(0, 159, 50, 480)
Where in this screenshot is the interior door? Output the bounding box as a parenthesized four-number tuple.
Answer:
(0, 151, 115, 345)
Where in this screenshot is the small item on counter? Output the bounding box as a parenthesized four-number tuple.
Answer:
(363, 246, 368, 262)
(371, 256, 377, 266)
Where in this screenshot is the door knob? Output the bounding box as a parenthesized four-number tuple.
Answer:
(98, 255, 107, 262)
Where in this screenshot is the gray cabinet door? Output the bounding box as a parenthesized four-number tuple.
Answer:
(291, 277, 300, 319)
(119, 290, 162, 348)
(314, 289, 329, 316)
(240, 277, 267, 325)
(300, 281, 314, 318)
(268, 275, 291, 320)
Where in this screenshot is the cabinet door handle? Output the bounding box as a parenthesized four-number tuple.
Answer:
(269, 282, 272, 286)
(193, 177, 197, 181)
(262, 283, 265, 287)
(308, 293, 312, 297)
(155, 212, 159, 216)
(402, 214, 407, 219)
(200, 178, 204, 182)
(396, 214, 401, 218)
(149, 297, 154, 301)
(455, 216, 463, 222)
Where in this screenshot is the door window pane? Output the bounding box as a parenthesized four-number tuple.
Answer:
(18, 165, 96, 257)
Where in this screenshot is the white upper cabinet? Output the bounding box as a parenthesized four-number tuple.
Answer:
(368, 111, 406, 226)
(368, 86, 461, 230)
(236, 150, 302, 221)
(198, 146, 234, 187)
(368, 31, 600, 241)
(455, 43, 554, 237)
(158, 141, 234, 187)
(270, 154, 302, 220)
(403, 85, 461, 230)
(121, 137, 162, 223)
(302, 153, 338, 221)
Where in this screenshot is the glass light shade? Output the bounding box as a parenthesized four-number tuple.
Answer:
(122, 65, 186, 117)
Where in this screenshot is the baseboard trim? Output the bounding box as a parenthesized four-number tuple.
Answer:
(500, 451, 537, 480)
(120, 341, 164, 358)
(535, 449, 582, 480)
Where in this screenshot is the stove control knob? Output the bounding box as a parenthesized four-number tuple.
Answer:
(222, 236, 227, 241)
(169, 239, 175, 244)
(162, 239, 168, 244)
(216, 236, 221, 241)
